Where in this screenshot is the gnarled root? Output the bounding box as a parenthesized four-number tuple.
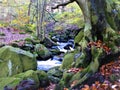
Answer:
(69, 47, 103, 89)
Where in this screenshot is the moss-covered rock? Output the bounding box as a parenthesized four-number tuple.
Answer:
(47, 66, 63, 77)
(49, 49, 61, 55)
(0, 77, 21, 90)
(43, 37, 58, 48)
(60, 72, 74, 87)
(75, 52, 86, 68)
(47, 66, 63, 83)
(36, 70, 50, 87)
(0, 46, 37, 77)
(9, 42, 19, 47)
(35, 44, 52, 60)
(24, 37, 40, 45)
(60, 52, 75, 70)
(0, 70, 49, 90)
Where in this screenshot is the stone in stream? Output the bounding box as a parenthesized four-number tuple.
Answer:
(35, 44, 52, 60)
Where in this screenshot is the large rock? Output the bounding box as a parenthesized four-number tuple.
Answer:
(0, 70, 49, 90)
(42, 37, 58, 48)
(47, 66, 63, 83)
(0, 46, 37, 77)
(60, 52, 75, 70)
(35, 44, 52, 60)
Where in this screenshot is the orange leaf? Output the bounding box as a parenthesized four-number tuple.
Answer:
(64, 88, 69, 90)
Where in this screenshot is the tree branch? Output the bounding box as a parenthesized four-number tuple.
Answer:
(51, 0, 75, 9)
(45, 9, 58, 22)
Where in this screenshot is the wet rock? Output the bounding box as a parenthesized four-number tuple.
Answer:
(35, 44, 52, 60)
(21, 43, 34, 52)
(42, 37, 58, 48)
(16, 79, 37, 90)
(47, 66, 63, 84)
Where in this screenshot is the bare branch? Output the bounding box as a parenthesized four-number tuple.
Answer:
(51, 0, 75, 9)
(45, 9, 58, 22)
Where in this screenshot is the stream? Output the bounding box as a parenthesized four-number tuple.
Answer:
(37, 39, 74, 71)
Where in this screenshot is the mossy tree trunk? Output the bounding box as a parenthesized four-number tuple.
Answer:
(52, 0, 120, 89)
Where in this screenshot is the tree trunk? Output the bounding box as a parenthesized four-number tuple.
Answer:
(39, 0, 47, 41)
(52, 0, 120, 89)
(36, 0, 40, 38)
(71, 0, 120, 89)
(36, 0, 47, 41)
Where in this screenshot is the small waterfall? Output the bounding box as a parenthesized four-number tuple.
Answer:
(37, 39, 74, 71)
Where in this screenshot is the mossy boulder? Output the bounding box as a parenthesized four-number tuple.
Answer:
(60, 52, 75, 70)
(0, 70, 49, 90)
(9, 42, 19, 47)
(43, 37, 58, 48)
(47, 66, 63, 83)
(35, 44, 52, 60)
(49, 49, 61, 55)
(25, 37, 40, 45)
(0, 46, 37, 77)
(0, 77, 22, 90)
(36, 70, 50, 87)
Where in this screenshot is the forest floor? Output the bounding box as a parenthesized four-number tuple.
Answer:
(0, 27, 29, 45)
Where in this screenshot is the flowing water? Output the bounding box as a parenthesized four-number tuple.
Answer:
(37, 40, 74, 71)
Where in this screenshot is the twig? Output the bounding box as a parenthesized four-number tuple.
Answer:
(45, 9, 58, 22)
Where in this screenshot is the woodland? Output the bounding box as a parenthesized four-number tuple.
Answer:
(0, 0, 120, 90)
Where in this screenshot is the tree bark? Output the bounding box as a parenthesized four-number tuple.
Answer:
(39, 0, 47, 41)
(36, 0, 47, 41)
(52, 0, 120, 89)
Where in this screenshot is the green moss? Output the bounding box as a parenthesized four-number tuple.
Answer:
(36, 70, 48, 80)
(60, 53, 75, 70)
(20, 54, 37, 71)
(0, 47, 23, 77)
(47, 66, 63, 77)
(36, 70, 50, 87)
(104, 0, 117, 30)
(0, 46, 37, 77)
(25, 37, 33, 42)
(35, 44, 52, 59)
(0, 70, 48, 90)
(14, 70, 40, 87)
(61, 72, 74, 87)
(74, 30, 84, 44)
(19, 32, 26, 34)
(75, 52, 86, 68)
(0, 77, 22, 90)
(105, 13, 117, 30)
(24, 37, 40, 45)
(67, 17, 84, 28)
(91, 15, 98, 24)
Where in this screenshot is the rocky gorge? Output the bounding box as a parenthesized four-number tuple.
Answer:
(0, 26, 79, 90)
